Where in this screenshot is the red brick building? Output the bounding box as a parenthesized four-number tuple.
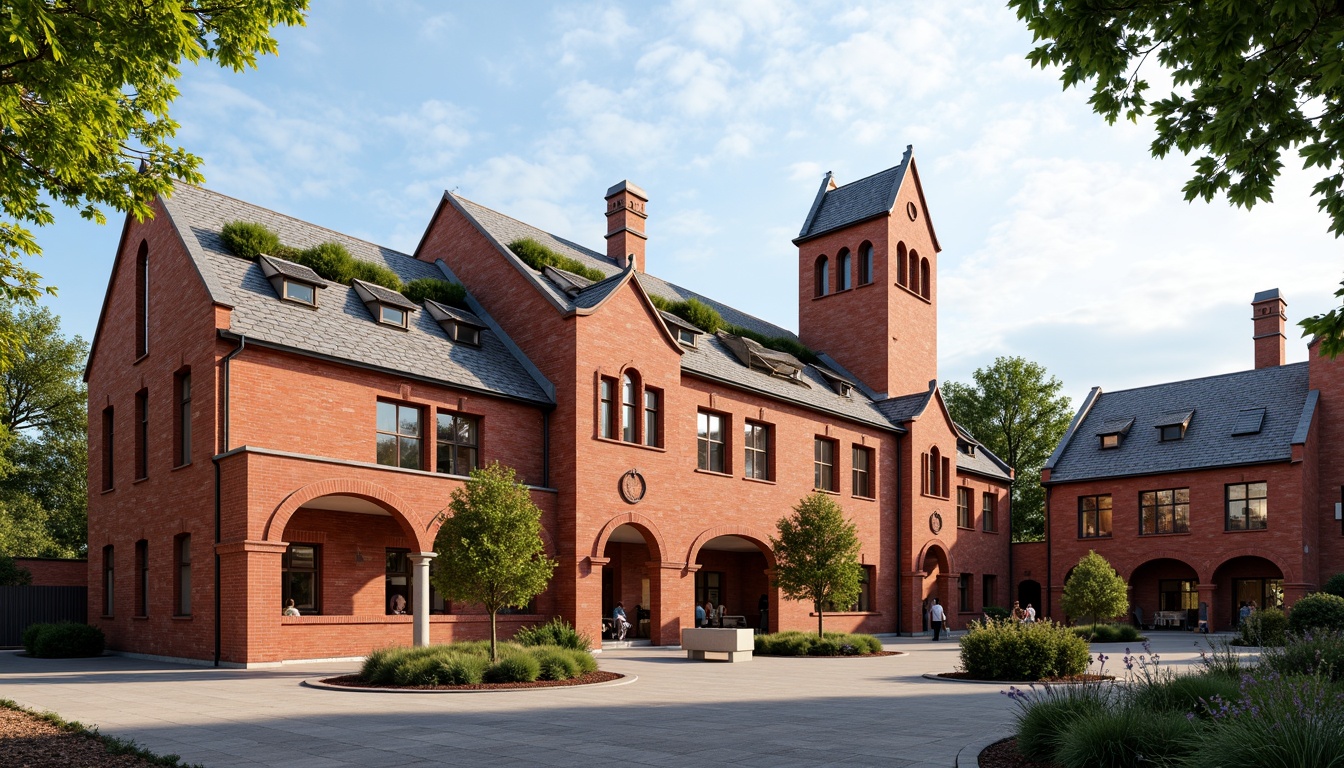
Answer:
(87, 149, 1013, 665)
(1038, 289, 1343, 631)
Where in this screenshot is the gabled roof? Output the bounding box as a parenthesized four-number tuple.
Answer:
(352, 279, 419, 311)
(1046, 363, 1312, 484)
(159, 183, 552, 405)
(875, 390, 934, 423)
(796, 152, 909, 242)
(257, 254, 327, 287)
(953, 424, 1014, 481)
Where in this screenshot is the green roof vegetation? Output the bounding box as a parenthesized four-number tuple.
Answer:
(405, 277, 468, 308)
(648, 294, 816, 363)
(507, 237, 606, 282)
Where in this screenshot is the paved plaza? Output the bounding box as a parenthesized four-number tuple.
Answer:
(0, 633, 1247, 768)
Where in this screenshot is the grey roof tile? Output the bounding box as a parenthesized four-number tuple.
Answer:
(352, 278, 419, 310)
(160, 184, 551, 405)
(875, 391, 932, 423)
(257, 254, 327, 287)
(1048, 363, 1311, 483)
(796, 151, 910, 241)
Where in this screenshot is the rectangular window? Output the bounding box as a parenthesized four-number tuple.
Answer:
(852, 446, 872, 498)
(1140, 488, 1190, 534)
(436, 413, 479, 476)
(175, 371, 191, 466)
(284, 280, 316, 305)
(282, 544, 320, 614)
(102, 406, 114, 491)
(175, 534, 191, 616)
(958, 573, 971, 612)
(982, 574, 997, 609)
(814, 438, 836, 492)
(744, 422, 770, 481)
(599, 377, 616, 439)
(376, 401, 421, 470)
(102, 545, 114, 616)
(1159, 579, 1199, 611)
(695, 570, 723, 607)
(386, 548, 411, 615)
(622, 375, 638, 443)
(697, 411, 725, 473)
(135, 390, 149, 480)
(1226, 482, 1268, 530)
(135, 539, 148, 617)
(853, 565, 873, 611)
(643, 388, 660, 447)
(379, 304, 407, 328)
(136, 244, 148, 358)
(982, 492, 997, 532)
(1079, 494, 1113, 538)
(956, 487, 972, 528)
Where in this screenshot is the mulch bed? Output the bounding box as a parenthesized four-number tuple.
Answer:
(937, 672, 1112, 683)
(0, 707, 170, 768)
(319, 670, 622, 690)
(758, 651, 903, 658)
(979, 737, 1055, 768)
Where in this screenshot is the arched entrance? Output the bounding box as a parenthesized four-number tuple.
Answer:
(1212, 555, 1284, 629)
(1128, 558, 1199, 630)
(919, 543, 952, 632)
(1017, 580, 1042, 615)
(693, 535, 774, 632)
(601, 524, 659, 639)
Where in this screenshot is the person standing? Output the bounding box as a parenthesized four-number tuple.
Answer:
(757, 594, 769, 634)
(1010, 601, 1024, 622)
(695, 602, 706, 628)
(1024, 603, 1036, 623)
(612, 601, 630, 641)
(929, 598, 946, 641)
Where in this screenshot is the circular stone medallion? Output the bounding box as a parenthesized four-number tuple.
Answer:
(929, 511, 943, 534)
(619, 469, 646, 504)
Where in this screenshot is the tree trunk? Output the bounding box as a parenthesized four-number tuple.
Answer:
(816, 600, 824, 637)
(490, 610, 498, 662)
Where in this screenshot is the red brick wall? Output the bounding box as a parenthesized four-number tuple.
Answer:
(1309, 341, 1344, 587)
(15, 558, 87, 588)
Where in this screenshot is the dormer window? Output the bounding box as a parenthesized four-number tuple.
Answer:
(1100, 434, 1120, 450)
(1155, 410, 1194, 442)
(423, 299, 486, 347)
(659, 310, 703, 347)
(258, 254, 327, 308)
(677, 328, 697, 346)
(451, 323, 481, 346)
(352, 279, 417, 330)
(1096, 416, 1135, 450)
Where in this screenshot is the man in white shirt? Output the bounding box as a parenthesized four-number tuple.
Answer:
(1024, 603, 1036, 623)
(929, 598, 946, 641)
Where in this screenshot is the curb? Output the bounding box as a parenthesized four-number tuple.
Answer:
(954, 732, 1013, 768)
(301, 673, 637, 694)
(921, 673, 1113, 685)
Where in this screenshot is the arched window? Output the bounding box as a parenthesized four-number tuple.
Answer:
(135, 241, 149, 358)
(927, 447, 941, 496)
(838, 249, 851, 291)
(896, 242, 908, 286)
(920, 257, 930, 300)
(859, 243, 874, 285)
(621, 372, 638, 443)
(814, 255, 829, 297)
(908, 249, 920, 295)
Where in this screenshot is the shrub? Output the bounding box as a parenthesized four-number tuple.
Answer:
(959, 619, 1091, 680)
(507, 238, 606, 282)
(484, 653, 540, 683)
(1010, 683, 1112, 761)
(1261, 630, 1344, 681)
(1070, 623, 1144, 643)
(220, 221, 280, 259)
(1195, 636, 1247, 681)
(723, 323, 817, 363)
(513, 617, 592, 650)
(1053, 707, 1196, 768)
(983, 606, 1010, 621)
(404, 278, 467, 308)
(1181, 668, 1344, 768)
(1238, 606, 1288, 647)
(434, 654, 489, 685)
(22, 623, 105, 658)
(1289, 592, 1344, 634)
(1128, 672, 1240, 717)
(1324, 573, 1344, 599)
(0, 554, 32, 585)
(754, 631, 883, 657)
(533, 648, 580, 681)
(349, 258, 404, 292)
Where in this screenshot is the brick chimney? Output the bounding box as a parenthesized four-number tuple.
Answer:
(605, 180, 647, 272)
(1251, 288, 1287, 369)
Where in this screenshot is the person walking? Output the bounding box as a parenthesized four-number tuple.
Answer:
(929, 598, 946, 641)
(612, 601, 631, 641)
(757, 593, 769, 634)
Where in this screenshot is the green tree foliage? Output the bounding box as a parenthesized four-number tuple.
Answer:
(943, 356, 1072, 542)
(1325, 573, 1344, 599)
(431, 463, 556, 661)
(1061, 551, 1130, 630)
(0, 553, 32, 585)
(0, 303, 87, 557)
(1008, 1, 1344, 355)
(0, 1, 308, 319)
(770, 492, 862, 636)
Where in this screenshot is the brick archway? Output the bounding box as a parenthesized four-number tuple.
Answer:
(264, 478, 427, 551)
(1202, 550, 1293, 584)
(1122, 555, 1199, 583)
(591, 512, 668, 563)
(428, 504, 558, 558)
(685, 526, 776, 568)
(916, 539, 955, 576)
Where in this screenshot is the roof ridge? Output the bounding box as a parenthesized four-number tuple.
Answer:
(451, 192, 616, 266)
(828, 160, 906, 191)
(1097, 362, 1308, 398)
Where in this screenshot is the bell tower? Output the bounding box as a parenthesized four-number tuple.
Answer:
(794, 147, 941, 398)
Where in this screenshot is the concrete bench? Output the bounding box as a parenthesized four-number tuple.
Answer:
(681, 628, 754, 662)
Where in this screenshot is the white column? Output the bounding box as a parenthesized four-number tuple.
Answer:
(410, 552, 437, 647)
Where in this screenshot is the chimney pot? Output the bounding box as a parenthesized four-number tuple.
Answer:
(1251, 288, 1287, 369)
(605, 180, 648, 272)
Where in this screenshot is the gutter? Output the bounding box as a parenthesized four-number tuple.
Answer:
(214, 334, 246, 667)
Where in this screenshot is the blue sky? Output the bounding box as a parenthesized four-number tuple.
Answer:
(38, 1, 1340, 407)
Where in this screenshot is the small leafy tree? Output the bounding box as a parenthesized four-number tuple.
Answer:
(770, 492, 862, 636)
(0, 553, 33, 586)
(431, 463, 555, 661)
(1061, 551, 1129, 633)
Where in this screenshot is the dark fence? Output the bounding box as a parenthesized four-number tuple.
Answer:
(0, 586, 88, 647)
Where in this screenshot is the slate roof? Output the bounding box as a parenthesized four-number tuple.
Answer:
(796, 148, 911, 242)
(353, 279, 419, 311)
(257, 254, 326, 286)
(159, 183, 552, 405)
(953, 425, 1014, 481)
(1046, 363, 1313, 483)
(875, 391, 933, 423)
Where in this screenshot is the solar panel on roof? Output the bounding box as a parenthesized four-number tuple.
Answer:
(1231, 408, 1266, 436)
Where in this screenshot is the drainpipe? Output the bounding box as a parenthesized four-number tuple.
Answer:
(894, 432, 903, 635)
(1006, 477, 1014, 610)
(1044, 484, 1052, 619)
(542, 410, 550, 488)
(213, 335, 246, 667)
